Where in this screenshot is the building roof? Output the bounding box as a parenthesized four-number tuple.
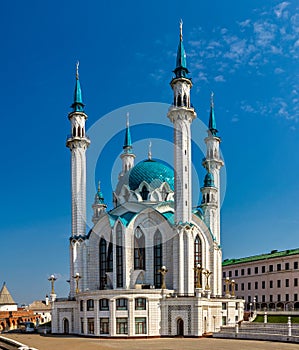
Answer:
(27, 300, 51, 311)
(223, 248, 299, 266)
(0, 283, 16, 305)
(128, 159, 174, 191)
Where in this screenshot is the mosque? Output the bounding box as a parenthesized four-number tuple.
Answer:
(51, 23, 244, 337)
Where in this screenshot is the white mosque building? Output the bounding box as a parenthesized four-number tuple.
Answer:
(51, 23, 244, 337)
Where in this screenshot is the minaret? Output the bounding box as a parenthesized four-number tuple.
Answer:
(66, 62, 90, 236)
(119, 113, 135, 179)
(92, 181, 107, 224)
(66, 62, 90, 296)
(202, 93, 223, 244)
(167, 20, 196, 224)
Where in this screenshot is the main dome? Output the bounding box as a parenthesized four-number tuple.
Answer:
(128, 159, 174, 191)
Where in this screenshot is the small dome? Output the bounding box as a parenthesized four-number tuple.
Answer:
(203, 172, 215, 187)
(129, 160, 174, 191)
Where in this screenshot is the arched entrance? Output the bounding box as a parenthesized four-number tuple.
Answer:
(63, 318, 69, 334)
(177, 318, 184, 336)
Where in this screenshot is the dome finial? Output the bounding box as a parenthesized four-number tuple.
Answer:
(76, 61, 79, 80)
(123, 112, 132, 151)
(148, 141, 152, 160)
(208, 91, 218, 136)
(180, 19, 183, 41)
(126, 112, 129, 128)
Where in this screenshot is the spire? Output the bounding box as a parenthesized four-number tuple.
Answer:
(208, 92, 218, 136)
(148, 141, 152, 160)
(96, 181, 105, 204)
(123, 113, 132, 152)
(174, 20, 189, 79)
(0, 282, 16, 305)
(71, 61, 85, 112)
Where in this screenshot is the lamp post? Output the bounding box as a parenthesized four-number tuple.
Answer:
(48, 275, 57, 294)
(203, 269, 212, 290)
(249, 302, 253, 318)
(225, 277, 230, 297)
(158, 266, 168, 289)
(231, 279, 235, 297)
(193, 263, 203, 289)
(73, 272, 81, 293)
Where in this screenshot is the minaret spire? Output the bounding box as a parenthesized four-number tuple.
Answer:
(209, 92, 218, 136)
(123, 113, 132, 151)
(174, 19, 189, 79)
(119, 113, 135, 181)
(71, 61, 84, 112)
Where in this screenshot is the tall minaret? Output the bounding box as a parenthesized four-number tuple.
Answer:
(167, 20, 196, 224)
(202, 93, 223, 244)
(119, 113, 135, 179)
(66, 62, 90, 296)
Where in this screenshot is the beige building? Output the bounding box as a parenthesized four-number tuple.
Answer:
(222, 248, 299, 312)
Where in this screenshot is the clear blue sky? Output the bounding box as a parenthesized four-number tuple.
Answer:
(1, 0, 299, 304)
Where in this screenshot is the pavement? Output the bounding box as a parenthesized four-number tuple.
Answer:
(4, 333, 299, 350)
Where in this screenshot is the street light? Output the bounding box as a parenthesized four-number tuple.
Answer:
(193, 263, 203, 289)
(73, 272, 81, 293)
(48, 274, 57, 294)
(158, 266, 168, 289)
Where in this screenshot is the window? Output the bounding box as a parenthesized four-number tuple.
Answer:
(223, 271, 226, 278)
(262, 295, 265, 302)
(285, 262, 290, 270)
(87, 299, 94, 311)
(262, 281, 265, 289)
(134, 228, 145, 270)
(235, 283, 238, 291)
(286, 279, 289, 287)
(135, 298, 146, 310)
(270, 280, 273, 288)
(269, 265, 273, 272)
(241, 283, 244, 291)
(80, 318, 84, 333)
(294, 262, 298, 269)
(248, 282, 251, 290)
(262, 266, 266, 273)
(222, 303, 227, 310)
(269, 295, 273, 302)
(154, 230, 163, 288)
(277, 264, 281, 271)
(99, 299, 109, 311)
(116, 318, 128, 334)
(295, 278, 298, 287)
(80, 300, 84, 312)
(235, 270, 238, 277)
(87, 318, 94, 334)
(248, 296, 251, 303)
(107, 238, 113, 272)
(247, 268, 251, 275)
(277, 294, 281, 302)
(116, 298, 128, 310)
(255, 267, 258, 274)
(255, 282, 258, 289)
(135, 317, 147, 334)
(116, 224, 123, 288)
(99, 238, 107, 290)
(229, 271, 232, 277)
(222, 316, 227, 325)
(100, 318, 109, 334)
(277, 280, 281, 288)
(295, 294, 298, 301)
(286, 294, 289, 302)
(241, 269, 245, 276)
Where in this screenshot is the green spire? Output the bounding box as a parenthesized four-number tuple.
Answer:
(204, 172, 215, 188)
(71, 61, 85, 112)
(96, 181, 105, 204)
(174, 20, 189, 79)
(208, 92, 218, 136)
(123, 113, 132, 152)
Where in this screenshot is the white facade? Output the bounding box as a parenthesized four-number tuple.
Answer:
(52, 25, 244, 337)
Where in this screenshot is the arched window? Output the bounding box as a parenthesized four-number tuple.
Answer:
(99, 238, 107, 290)
(177, 94, 181, 107)
(194, 235, 202, 288)
(107, 233, 113, 273)
(207, 193, 210, 203)
(134, 228, 145, 270)
(73, 126, 76, 137)
(154, 230, 162, 288)
(116, 224, 123, 288)
(140, 185, 149, 200)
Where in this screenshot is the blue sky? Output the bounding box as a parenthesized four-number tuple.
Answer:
(1, 0, 299, 304)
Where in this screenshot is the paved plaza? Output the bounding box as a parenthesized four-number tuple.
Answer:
(4, 334, 299, 350)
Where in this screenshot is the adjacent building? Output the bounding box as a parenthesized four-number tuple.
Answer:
(223, 248, 299, 312)
(51, 23, 244, 337)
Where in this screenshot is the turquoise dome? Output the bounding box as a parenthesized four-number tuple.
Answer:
(129, 160, 174, 191)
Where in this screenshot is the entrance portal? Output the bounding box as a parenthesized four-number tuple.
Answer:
(177, 318, 184, 336)
(63, 318, 69, 334)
